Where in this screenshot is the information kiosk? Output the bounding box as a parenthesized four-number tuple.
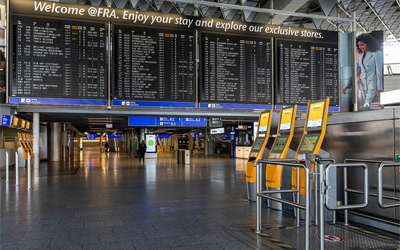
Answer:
(25, 134, 33, 159)
(292, 98, 331, 219)
(18, 132, 29, 161)
(265, 105, 297, 211)
(246, 111, 273, 201)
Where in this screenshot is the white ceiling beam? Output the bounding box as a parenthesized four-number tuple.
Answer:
(166, 0, 354, 23)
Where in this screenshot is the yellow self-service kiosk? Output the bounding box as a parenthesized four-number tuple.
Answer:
(26, 134, 33, 158)
(292, 98, 331, 219)
(265, 105, 297, 210)
(18, 132, 28, 161)
(246, 110, 273, 201)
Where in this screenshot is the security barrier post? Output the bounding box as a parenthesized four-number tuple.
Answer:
(27, 152, 32, 190)
(6, 151, 10, 183)
(15, 152, 20, 186)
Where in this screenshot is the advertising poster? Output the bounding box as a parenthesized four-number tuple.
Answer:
(146, 134, 157, 153)
(342, 31, 384, 111)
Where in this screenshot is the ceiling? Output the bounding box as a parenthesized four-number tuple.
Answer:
(13, 0, 400, 134)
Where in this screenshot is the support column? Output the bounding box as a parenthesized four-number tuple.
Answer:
(204, 130, 208, 156)
(32, 113, 40, 168)
(47, 122, 62, 162)
(61, 123, 67, 160)
(188, 133, 194, 151)
(69, 131, 74, 158)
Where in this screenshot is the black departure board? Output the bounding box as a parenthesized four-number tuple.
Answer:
(11, 16, 107, 105)
(113, 25, 195, 106)
(200, 33, 272, 109)
(276, 40, 339, 107)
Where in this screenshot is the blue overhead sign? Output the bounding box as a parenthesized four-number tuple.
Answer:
(1, 115, 11, 126)
(9, 97, 106, 106)
(182, 117, 207, 127)
(129, 116, 207, 127)
(113, 100, 196, 108)
(108, 134, 121, 138)
(85, 134, 97, 140)
(128, 116, 157, 126)
(156, 117, 182, 126)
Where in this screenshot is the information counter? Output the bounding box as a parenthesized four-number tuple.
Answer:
(235, 146, 251, 159)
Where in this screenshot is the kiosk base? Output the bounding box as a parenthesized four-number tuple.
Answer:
(247, 182, 257, 202)
(246, 149, 270, 201)
(295, 149, 333, 222)
(267, 149, 296, 211)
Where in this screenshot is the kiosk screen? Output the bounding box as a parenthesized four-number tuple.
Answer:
(272, 137, 288, 152)
(299, 135, 319, 152)
(251, 137, 265, 152)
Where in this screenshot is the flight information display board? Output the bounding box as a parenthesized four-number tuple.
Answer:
(200, 33, 272, 109)
(113, 25, 196, 108)
(276, 40, 339, 111)
(10, 16, 107, 105)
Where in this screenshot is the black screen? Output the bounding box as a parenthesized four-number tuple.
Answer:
(299, 135, 319, 152)
(11, 16, 107, 99)
(201, 33, 272, 104)
(113, 25, 195, 102)
(276, 40, 339, 107)
(252, 137, 266, 152)
(271, 137, 288, 152)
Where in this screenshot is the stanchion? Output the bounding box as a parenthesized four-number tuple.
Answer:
(256, 161, 262, 233)
(6, 151, 10, 183)
(319, 162, 325, 250)
(27, 152, 32, 190)
(15, 152, 20, 186)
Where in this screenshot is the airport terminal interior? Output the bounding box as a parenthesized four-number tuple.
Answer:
(1, 0, 400, 249)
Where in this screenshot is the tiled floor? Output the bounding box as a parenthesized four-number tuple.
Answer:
(1, 148, 295, 250)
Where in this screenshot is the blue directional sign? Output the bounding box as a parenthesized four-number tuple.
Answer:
(129, 116, 207, 127)
(108, 134, 121, 138)
(1, 115, 11, 126)
(85, 134, 97, 140)
(156, 117, 182, 126)
(181, 117, 207, 126)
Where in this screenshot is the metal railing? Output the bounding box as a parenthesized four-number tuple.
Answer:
(377, 162, 400, 208)
(255, 155, 371, 250)
(255, 159, 311, 250)
(343, 159, 400, 225)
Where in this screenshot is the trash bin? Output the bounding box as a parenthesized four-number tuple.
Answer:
(176, 149, 179, 163)
(178, 149, 183, 163)
(184, 150, 190, 165)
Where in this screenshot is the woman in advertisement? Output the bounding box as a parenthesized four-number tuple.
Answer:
(342, 33, 383, 109)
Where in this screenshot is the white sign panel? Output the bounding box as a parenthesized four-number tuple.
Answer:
(210, 127, 225, 134)
(146, 134, 157, 153)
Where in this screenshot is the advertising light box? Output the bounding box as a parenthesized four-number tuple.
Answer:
(1, 115, 11, 126)
(85, 134, 97, 140)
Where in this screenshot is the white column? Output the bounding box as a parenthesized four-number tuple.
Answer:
(33, 112, 40, 168)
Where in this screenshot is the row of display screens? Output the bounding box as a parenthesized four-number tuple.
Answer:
(1, 115, 31, 129)
(9, 16, 340, 111)
(252, 134, 319, 154)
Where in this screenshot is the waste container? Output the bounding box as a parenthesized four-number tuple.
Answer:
(176, 149, 179, 163)
(178, 149, 183, 163)
(184, 150, 190, 165)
